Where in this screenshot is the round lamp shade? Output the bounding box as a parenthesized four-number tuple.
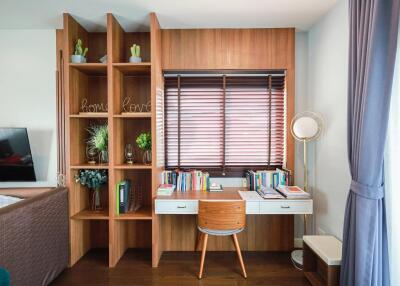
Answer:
(291, 111, 323, 141)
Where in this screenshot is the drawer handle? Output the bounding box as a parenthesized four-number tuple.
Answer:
(281, 205, 290, 209)
(177, 205, 187, 209)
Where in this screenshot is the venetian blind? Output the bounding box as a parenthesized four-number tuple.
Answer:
(165, 72, 286, 175)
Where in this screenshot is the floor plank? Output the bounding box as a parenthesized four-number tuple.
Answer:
(51, 249, 310, 286)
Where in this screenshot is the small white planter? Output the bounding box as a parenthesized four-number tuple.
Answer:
(71, 55, 87, 63)
(129, 56, 142, 63)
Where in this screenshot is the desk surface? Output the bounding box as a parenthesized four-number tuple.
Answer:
(156, 187, 243, 200)
(156, 187, 311, 201)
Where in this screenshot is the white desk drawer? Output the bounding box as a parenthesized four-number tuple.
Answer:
(155, 200, 198, 214)
(260, 200, 313, 214)
(246, 201, 260, 214)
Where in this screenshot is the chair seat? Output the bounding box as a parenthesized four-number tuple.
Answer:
(198, 226, 244, 236)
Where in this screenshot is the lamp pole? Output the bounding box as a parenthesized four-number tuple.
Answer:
(303, 139, 308, 236)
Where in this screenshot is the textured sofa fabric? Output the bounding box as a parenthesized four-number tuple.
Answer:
(0, 188, 68, 286)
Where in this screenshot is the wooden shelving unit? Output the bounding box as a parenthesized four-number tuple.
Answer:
(63, 12, 163, 268)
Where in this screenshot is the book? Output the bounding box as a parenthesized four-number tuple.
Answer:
(256, 186, 284, 199)
(157, 184, 175, 196)
(118, 180, 132, 213)
(276, 185, 310, 199)
(161, 170, 210, 192)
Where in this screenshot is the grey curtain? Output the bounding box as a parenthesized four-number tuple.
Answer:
(341, 0, 400, 285)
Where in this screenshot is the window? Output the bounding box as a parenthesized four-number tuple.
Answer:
(164, 71, 286, 176)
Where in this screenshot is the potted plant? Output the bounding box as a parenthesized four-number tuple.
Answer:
(71, 39, 88, 63)
(87, 124, 108, 164)
(75, 169, 108, 211)
(136, 132, 151, 164)
(129, 44, 142, 63)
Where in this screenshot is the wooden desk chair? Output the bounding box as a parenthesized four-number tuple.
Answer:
(197, 200, 247, 279)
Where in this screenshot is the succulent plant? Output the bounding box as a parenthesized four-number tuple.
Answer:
(74, 39, 88, 57)
(87, 124, 108, 152)
(130, 44, 141, 58)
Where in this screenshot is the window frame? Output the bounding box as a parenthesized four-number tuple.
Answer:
(163, 70, 288, 177)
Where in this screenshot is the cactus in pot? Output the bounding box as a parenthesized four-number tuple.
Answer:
(129, 44, 142, 63)
(71, 39, 88, 63)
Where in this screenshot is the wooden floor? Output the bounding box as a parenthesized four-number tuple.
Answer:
(51, 249, 310, 286)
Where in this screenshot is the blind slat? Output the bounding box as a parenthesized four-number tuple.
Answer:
(165, 74, 286, 171)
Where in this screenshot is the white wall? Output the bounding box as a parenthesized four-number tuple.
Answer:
(306, 0, 350, 239)
(0, 30, 57, 187)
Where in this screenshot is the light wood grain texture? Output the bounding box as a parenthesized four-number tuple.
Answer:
(150, 12, 165, 268)
(160, 214, 293, 251)
(198, 200, 245, 230)
(304, 243, 340, 286)
(161, 28, 294, 70)
(232, 234, 247, 278)
(197, 201, 247, 279)
(198, 233, 208, 279)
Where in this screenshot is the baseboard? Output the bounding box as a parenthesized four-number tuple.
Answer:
(294, 238, 303, 248)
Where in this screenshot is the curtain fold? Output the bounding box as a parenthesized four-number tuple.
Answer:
(341, 0, 400, 285)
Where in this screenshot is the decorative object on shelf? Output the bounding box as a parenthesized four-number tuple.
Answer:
(86, 142, 97, 164)
(99, 54, 107, 63)
(80, 98, 108, 113)
(124, 143, 135, 164)
(129, 44, 142, 63)
(75, 169, 108, 211)
(71, 39, 88, 63)
(122, 97, 151, 113)
(87, 124, 109, 164)
(290, 111, 324, 269)
(136, 132, 151, 164)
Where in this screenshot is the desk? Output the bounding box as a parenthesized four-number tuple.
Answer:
(155, 188, 313, 215)
(155, 188, 313, 252)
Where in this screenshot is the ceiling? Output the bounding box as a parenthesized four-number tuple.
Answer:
(0, 0, 338, 32)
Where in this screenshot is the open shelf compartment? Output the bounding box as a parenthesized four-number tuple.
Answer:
(69, 118, 109, 167)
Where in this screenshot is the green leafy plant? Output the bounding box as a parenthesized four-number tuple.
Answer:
(75, 169, 108, 190)
(130, 44, 141, 57)
(74, 39, 88, 57)
(136, 132, 151, 151)
(87, 124, 108, 152)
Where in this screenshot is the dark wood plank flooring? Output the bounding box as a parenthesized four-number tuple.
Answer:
(51, 249, 310, 286)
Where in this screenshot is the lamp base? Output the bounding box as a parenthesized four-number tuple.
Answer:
(291, 249, 304, 270)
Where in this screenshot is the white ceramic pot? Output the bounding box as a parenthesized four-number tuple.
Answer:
(129, 56, 142, 63)
(70, 55, 87, 63)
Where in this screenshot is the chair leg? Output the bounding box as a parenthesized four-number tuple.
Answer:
(232, 234, 247, 278)
(198, 233, 208, 279)
(195, 231, 203, 251)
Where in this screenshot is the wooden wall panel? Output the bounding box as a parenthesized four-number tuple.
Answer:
(160, 215, 294, 251)
(161, 28, 294, 70)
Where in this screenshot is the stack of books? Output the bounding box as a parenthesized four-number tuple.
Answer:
(157, 184, 175, 196)
(116, 180, 142, 214)
(246, 168, 291, 191)
(276, 185, 310, 199)
(161, 170, 210, 192)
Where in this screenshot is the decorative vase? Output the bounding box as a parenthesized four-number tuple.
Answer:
(142, 150, 151, 165)
(71, 55, 87, 63)
(90, 187, 102, 211)
(129, 56, 142, 63)
(99, 150, 108, 164)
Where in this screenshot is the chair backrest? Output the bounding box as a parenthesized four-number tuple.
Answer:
(198, 200, 246, 231)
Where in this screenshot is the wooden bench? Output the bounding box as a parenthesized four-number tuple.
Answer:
(303, 235, 342, 286)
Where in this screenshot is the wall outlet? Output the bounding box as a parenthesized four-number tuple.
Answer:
(317, 227, 326, 235)
(242, 178, 247, 188)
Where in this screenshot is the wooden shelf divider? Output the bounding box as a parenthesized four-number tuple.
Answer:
(72, 209, 109, 220)
(62, 12, 164, 268)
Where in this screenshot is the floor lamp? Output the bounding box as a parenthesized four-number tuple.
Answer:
(290, 111, 323, 268)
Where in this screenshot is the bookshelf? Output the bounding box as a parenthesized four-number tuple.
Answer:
(63, 13, 163, 267)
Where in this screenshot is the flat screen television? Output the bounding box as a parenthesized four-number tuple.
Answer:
(0, 128, 36, 181)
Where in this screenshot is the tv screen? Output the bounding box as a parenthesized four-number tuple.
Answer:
(0, 128, 36, 181)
